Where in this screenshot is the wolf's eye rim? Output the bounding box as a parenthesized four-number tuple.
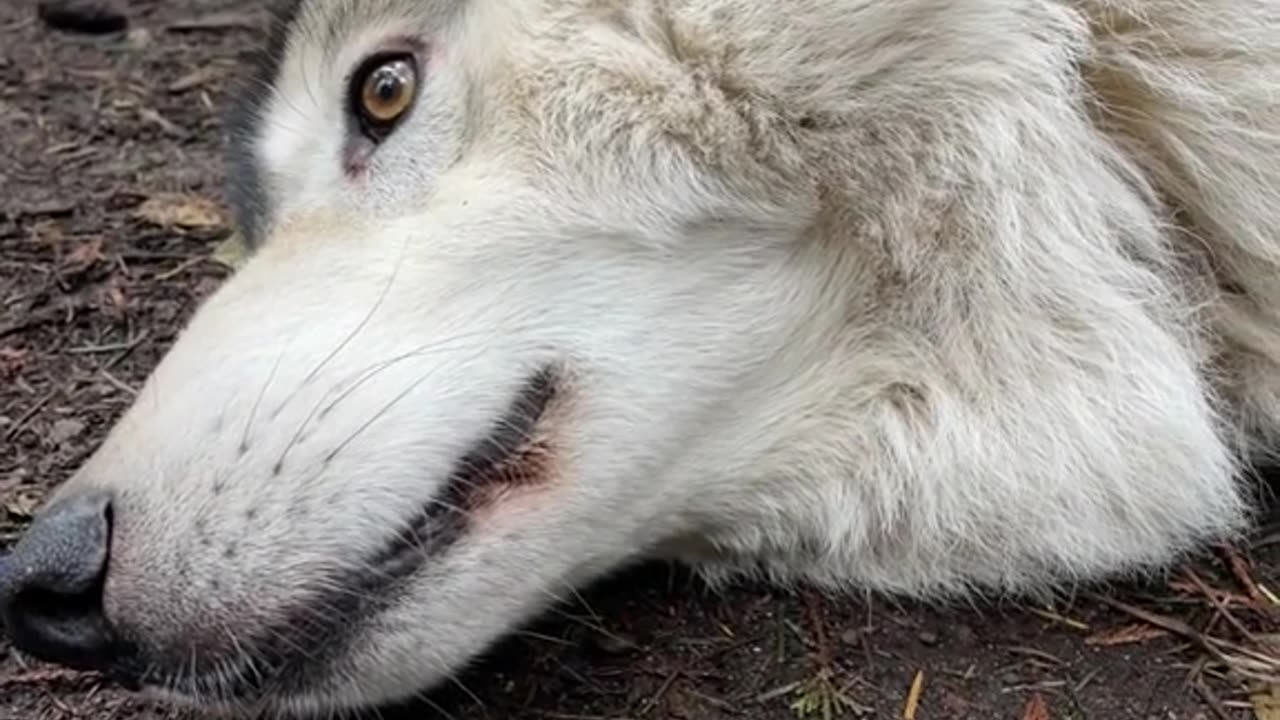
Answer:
(350, 53, 419, 141)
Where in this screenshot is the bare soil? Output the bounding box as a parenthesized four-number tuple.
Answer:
(3, 2, 1280, 719)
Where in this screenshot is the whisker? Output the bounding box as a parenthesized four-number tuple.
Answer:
(298, 46, 323, 115)
(282, 233, 410, 410)
(238, 75, 314, 138)
(315, 326, 503, 421)
(242, 343, 291, 453)
(322, 361, 446, 465)
(445, 671, 489, 714)
(275, 326, 500, 470)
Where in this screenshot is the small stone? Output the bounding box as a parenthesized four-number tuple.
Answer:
(125, 27, 152, 49)
(918, 630, 939, 646)
(50, 418, 85, 445)
(37, 0, 128, 35)
(840, 628, 862, 645)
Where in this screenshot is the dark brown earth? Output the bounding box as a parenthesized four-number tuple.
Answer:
(3, 1, 1280, 718)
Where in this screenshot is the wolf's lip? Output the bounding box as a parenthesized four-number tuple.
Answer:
(367, 366, 559, 579)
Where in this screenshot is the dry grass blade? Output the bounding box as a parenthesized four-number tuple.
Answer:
(0, 667, 98, 688)
(902, 671, 924, 720)
(1194, 675, 1233, 720)
(1222, 544, 1267, 608)
(1183, 568, 1259, 644)
(1169, 580, 1255, 608)
(1084, 623, 1171, 647)
(1025, 607, 1089, 631)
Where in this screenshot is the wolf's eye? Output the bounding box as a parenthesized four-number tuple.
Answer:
(351, 54, 418, 140)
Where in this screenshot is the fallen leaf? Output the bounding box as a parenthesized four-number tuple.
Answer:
(1250, 683, 1280, 720)
(3, 488, 44, 520)
(210, 231, 250, 269)
(62, 236, 105, 269)
(1021, 693, 1051, 720)
(134, 193, 225, 229)
(1084, 622, 1171, 646)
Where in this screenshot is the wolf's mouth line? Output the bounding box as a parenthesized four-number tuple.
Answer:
(368, 367, 559, 581)
(132, 368, 560, 700)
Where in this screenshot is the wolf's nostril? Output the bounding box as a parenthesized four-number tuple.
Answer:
(0, 489, 127, 672)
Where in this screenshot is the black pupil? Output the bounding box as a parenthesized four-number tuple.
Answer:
(374, 67, 401, 102)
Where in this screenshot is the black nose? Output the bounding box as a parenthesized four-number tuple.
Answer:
(0, 489, 123, 672)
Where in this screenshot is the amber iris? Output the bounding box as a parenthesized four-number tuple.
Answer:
(357, 57, 417, 127)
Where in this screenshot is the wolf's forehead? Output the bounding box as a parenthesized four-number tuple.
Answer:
(220, 0, 859, 248)
(288, 0, 465, 57)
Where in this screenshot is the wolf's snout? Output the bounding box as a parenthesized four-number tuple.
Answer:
(0, 490, 125, 673)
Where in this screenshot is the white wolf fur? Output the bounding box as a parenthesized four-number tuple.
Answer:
(41, 0, 1280, 714)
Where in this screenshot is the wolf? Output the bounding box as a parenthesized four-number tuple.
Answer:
(2, 0, 1279, 716)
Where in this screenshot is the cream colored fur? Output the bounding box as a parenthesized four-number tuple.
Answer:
(40, 0, 1280, 714)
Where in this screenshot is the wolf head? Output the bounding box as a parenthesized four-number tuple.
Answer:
(0, 0, 1253, 715)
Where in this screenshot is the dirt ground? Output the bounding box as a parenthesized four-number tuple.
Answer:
(3, 1, 1280, 719)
